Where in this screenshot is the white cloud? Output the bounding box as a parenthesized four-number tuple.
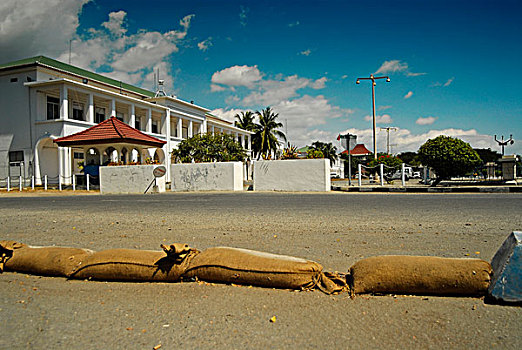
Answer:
(364, 114, 393, 124)
(379, 105, 392, 110)
(416, 116, 438, 125)
(211, 65, 263, 88)
(209, 108, 246, 123)
(375, 59, 425, 77)
(210, 83, 226, 92)
(300, 49, 311, 56)
(444, 77, 454, 86)
(288, 21, 300, 27)
(404, 91, 413, 99)
(198, 37, 212, 51)
(0, 0, 89, 62)
(102, 10, 127, 37)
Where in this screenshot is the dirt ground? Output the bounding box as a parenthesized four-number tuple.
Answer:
(0, 192, 521, 349)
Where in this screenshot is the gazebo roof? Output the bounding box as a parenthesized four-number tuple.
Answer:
(54, 117, 167, 148)
(341, 144, 372, 156)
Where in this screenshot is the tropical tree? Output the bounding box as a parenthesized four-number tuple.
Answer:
(418, 136, 481, 186)
(310, 141, 338, 165)
(253, 107, 286, 159)
(171, 133, 246, 163)
(234, 111, 256, 131)
(368, 153, 403, 169)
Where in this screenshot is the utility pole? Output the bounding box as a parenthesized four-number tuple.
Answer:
(380, 127, 398, 154)
(356, 74, 391, 160)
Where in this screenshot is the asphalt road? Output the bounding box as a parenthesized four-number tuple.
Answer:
(1, 192, 521, 349)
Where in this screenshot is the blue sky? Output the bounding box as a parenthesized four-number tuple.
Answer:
(1, 0, 521, 154)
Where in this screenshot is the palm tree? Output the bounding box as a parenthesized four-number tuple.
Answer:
(234, 111, 256, 131)
(253, 107, 287, 160)
(311, 141, 338, 166)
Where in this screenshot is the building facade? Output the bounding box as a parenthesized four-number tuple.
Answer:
(0, 56, 252, 185)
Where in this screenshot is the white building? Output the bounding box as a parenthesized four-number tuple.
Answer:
(0, 56, 252, 185)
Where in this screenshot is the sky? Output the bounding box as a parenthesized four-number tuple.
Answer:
(1, 0, 521, 155)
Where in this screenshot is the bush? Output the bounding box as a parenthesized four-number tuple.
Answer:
(171, 133, 246, 163)
(367, 153, 403, 169)
(418, 136, 481, 186)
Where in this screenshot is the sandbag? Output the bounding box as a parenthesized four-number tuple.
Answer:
(349, 255, 492, 296)
(182, 247, 339, 291)
(69, 243, 198, 282)
(0, 240, 92, 277)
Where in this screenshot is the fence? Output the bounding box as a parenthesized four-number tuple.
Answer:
(0, 174, 100, 192)
(356, 163, 418, 187)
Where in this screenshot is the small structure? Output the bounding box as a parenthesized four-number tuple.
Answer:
(497, 155, 518, 181)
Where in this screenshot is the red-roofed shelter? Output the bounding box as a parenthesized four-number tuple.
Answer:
(54, 117, 166, 167)
(341, 144, 372, 157)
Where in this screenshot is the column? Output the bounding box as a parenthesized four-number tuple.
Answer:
(211, 125, 215, 135)
(129, 104, 135, 127)
(110, 99, 116, 118)
(88, 94, 94, 123)
(202, 120, 208, 134)
(60, 85, 68, 120)
(165, 110, 171, 182)
(188, 120, 193, 138)
(247, 135, 251, 150)
(146, 108, 152, 133)
(177, 117, 182, 139)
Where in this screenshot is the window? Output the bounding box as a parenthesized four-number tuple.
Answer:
(72, 102, 84, 121)
(73, 152, 84, 160)
(135, 117, 141, 131)
(151, 120, 158, 134)
(9, 151, 24, 164)
(10, 77, 18, 83)
(95, 107, 105, 123)
(47, 96, 60, 120)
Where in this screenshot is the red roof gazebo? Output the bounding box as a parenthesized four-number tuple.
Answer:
(341, 144, 372, 157)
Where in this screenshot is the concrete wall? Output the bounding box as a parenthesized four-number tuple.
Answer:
(100, 165, 166, 194)
(253, 159, 331, 192)
(171, 162, 243, 192)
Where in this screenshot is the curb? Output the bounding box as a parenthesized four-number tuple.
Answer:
(332, 186, 521, 193)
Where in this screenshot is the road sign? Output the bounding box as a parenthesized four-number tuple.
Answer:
(153, 165, 166, 178)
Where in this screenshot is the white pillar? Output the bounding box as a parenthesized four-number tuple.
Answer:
(146, 108, 152, 133)
(401, 163, 406, 186)
(202, 120, 208, 134)
(86, 174, 90, 191)
(58, 146, 64, 187)
(34, 142, 42, 185)
(19, 176, 22, 191)
(60, 85, 68, 120)
(72, 174, 76, 191)
(177, 118, 183, 139)
(165, 110, 171, 183)
(211, 125, 215, 135)
(88, 94, 94, 123)
(380, 163, 384, 186)
(358, 164, 362, 186)
(110, 99, 116, 118)
(188, 120, 193, 138)
(31, 176, 34, 190)
(7, 177, 10, 192)
(129, 104, 136, 127)
(247, 135, 251, 150)
(44, 175, 48, 190)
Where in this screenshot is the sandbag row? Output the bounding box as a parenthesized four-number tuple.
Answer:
(1, 240, 493, 297)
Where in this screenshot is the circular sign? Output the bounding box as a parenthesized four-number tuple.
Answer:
(153, 165, 167, 178)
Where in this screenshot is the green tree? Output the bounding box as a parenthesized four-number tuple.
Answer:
(253, 107, 286, 159)
(171, 133, 246, 163)
(397, 151, 421, 166)
(310, 141, 338, 165)
(418, 136, 482, 186)
(368, 153, 403, 169)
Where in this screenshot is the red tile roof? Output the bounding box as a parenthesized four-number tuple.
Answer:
(341, 144, 372, 156)
(54, 117, 166, 147)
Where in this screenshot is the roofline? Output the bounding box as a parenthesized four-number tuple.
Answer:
(147, 96, 210, 113)
(54, 138, 166, 147)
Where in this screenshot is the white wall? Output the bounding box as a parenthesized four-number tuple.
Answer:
(253, 159, 331, 192)
(171, 162, 243, 192)
(100, 165, 166, 194)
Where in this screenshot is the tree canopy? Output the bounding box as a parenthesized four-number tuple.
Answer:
(253, 107, 286, 159)
(309, 141, 338, 165)
(418, 136, 481, 186)
(171, 133, 246, 163)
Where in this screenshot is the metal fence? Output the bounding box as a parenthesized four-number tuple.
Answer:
(0, 174, 100, 192)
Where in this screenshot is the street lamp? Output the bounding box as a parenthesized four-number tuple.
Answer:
(356, 74, 391, 160)
(494, 134, 514, 156)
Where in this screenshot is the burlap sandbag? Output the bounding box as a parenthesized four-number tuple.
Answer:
(182, 247, 342, 292)
(69, 243, 198, 282)
(0, 240, 93, 277)
(349, 255, 492, 296)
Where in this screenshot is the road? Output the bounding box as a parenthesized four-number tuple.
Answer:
(1, 192, 521, 349)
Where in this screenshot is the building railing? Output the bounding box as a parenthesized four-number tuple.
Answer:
(0, 174, 100, 192)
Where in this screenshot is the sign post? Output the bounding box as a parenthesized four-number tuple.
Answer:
(145, 165, 166, 194)
(340, 133, 357, 186)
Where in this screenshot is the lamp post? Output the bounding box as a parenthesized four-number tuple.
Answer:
(380, 126, 398, 155)
(494, 134, 514, 156)
(356, 74, 390, 160)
